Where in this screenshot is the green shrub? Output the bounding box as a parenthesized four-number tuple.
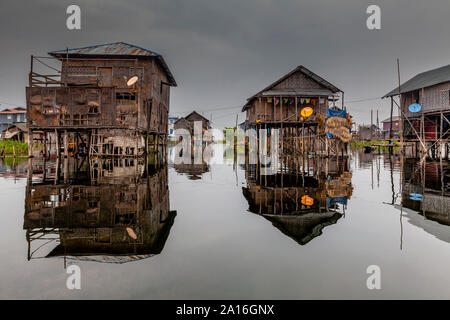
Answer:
(350, 140, 399, 151)
(0, 140, 28, 155)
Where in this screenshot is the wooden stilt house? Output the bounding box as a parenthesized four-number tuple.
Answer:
(383, 64, 450, 159)
(242, 66, 348, 156)
(26, 42, 177, 158)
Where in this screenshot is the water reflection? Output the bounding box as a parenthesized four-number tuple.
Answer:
(358, 151, 450, 245)
(170, 143, 211, 180)
(401, 158, 450, 226)
(174, 162, 210, 180)
(0, 157, 28, 180)
(242, 156, 353, 245)
(23, 157, 176, 265)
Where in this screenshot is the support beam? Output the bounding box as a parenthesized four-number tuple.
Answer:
(28, 129, 33, 158)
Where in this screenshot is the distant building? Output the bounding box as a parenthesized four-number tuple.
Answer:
(381, 116, 400, 139)
(168, 115, 180, 141)
(0, 107, 27, 133)
(1, 123, 29, 142)
(357, 124, 380, 141)
(174, 111, 211, 136)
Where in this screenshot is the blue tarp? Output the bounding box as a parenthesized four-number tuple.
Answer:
(326, 108, 347, 119)
(327, 197, 348, 207)
(325, 109, 350, 139)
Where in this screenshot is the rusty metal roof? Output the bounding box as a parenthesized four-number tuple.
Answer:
(49, 42, 177, 86)
(0, 107, 26, 114)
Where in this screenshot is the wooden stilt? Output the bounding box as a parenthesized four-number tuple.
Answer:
(28, 129, 33, 158)
(63, 130, 68, 158)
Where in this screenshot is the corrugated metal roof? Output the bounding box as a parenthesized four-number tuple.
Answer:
(48, 42, 160, 56)
(383, 64, 450, 98)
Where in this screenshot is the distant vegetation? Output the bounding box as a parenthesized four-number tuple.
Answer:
(350, 140, 399, 151)
(0, 140, 28, 156)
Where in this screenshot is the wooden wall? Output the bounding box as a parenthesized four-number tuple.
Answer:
(401, 82, 450, 118)
(27, 57, 171, 134)
(245, 71, 332, 125)
(246, 96, 328, 124)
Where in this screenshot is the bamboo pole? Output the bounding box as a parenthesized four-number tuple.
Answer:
(397, 58, 404, 157)
(389, 97, 394, 143)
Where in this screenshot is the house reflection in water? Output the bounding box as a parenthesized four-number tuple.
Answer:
(23, 157, 176, 265)
(401, 159, 450, 228)
(242, 156, 353, 245)
(171, 143, 211, 180)
(173, 162, 209, 180)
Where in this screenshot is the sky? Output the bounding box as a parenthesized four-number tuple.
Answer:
(0, 0, 450, 129)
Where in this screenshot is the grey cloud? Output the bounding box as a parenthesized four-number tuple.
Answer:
(0, 0, 449, 127)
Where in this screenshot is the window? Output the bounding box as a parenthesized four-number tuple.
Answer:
(116, 92, 136, 101)
(88, 105, 99, 113)
(7, 115, 11, 120)
(170, 129, 174, 135)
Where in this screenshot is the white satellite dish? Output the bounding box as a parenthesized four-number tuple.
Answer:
(127, 76, 139, 87)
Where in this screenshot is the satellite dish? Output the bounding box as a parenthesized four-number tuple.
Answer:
(127, 76, 139, 87)
(126, 227, 137, 240)
(409, 193, 423, 201)
(300, 107, 313, 118)
(301, 195, 314, 206)
(408, 103, 422, 113)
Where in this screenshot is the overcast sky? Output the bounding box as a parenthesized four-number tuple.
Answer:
(1, 0, 450, 128)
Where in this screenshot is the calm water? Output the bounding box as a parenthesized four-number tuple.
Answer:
(1, 145, 450, 299)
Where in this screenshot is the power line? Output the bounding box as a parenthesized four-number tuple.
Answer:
(173, 97, 383, 115)
(345, 97, 381, 104)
